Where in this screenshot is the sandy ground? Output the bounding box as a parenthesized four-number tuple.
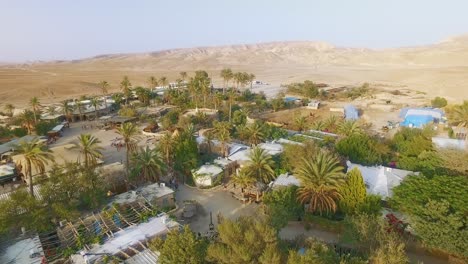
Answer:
(2, 36, 468, 108)
(173, 184, 259, 234)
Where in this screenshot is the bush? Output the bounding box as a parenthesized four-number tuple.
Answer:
(391, 175, 468, 257)
(431, 97, 447, 108)
(336, 134, 390, 166)
(12, 127, 27, 137)
(35, 121, 57, 136)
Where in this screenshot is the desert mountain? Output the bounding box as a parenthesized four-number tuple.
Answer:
(1, 35, 468, 106)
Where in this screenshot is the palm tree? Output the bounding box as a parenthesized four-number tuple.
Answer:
(91, 97, 100, 119)
(120, 76, 132, 105)
(243, 146, 275, 184)
(295, 151, 346, 215)
(227, 89, 236, 122)
(180, 71, 188, 81)
(18, 110, 35, 134)
(148, 76, 159, 89)
(159, 76, 168, 88)
(293, 116, 309, 132)
(111, 93, 124, 108)
(61, 101, 73, 122)
(448, 101, 468, 128)
(324, 115, 340, 133)
(77, 134, 103, 168)
(29, 97, 41, 125)
(47, 105, 58, 117)
(243, 146, 275, 201)
(98, 81, 110, 112)
(214, 122, 231, 157)
(337, 120, 363, 136)
(75, 100, 85, 121)
(200, 77, 211, 108)
(248, 73, 256, 89)
(13, 137, 54, 196)
(4, 104, 14, 117)
(159, 133, 174, 172)
(233, 72, 244, 91)
(231, 170, 256, 193)
(220, 68, 233, 94)
(204, 130, 215, 154)
(310, 120, 326, 131)
(131, 146, 166, 183)
(116, 122, 140, 180)
(246, 122, 265, 146)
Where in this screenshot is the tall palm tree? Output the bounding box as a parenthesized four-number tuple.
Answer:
(200, 77, 211, 108)
(131, 146, 166, 183)
(29, 97, 41, 125)
(75, 100, 85, 121)
(227, 89, 236, 122)
(18, 110, 35, 134)
(13, 137, 54, 196)
(4, 104, 14, 117)
(248, 73, 256, 89)
(159, 133, 174, 172)
(448, 100, 468, 128)
(220, 68, 233, 94)
(76, 134, 103, 168)
(116, 122, 140, 179)
(295, 151, 346, 215)
(204, 130, 215, 154)
(159, 76, 168, 88)
(243, 146, 275, 184)
(98, 81, 110, 112)
(233, 72, 244, 91)
(120, 76, 132, 105)
(180, 71, 188, 81)
(246, 122, 265, 146)
(90, 97, 100, 119)
(61, 101, 73, 122)
(214, 122, 231, 157)
(148, 76, 159, 89)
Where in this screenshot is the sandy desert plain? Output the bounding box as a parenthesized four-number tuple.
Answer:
(1, 35, 468, 108)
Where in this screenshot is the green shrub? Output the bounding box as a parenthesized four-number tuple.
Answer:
(431, 97, 447, 108)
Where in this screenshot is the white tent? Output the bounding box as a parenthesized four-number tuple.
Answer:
(346, 161, 418, 199)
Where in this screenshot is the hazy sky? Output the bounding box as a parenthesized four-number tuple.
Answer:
(1, 0, 468, 62)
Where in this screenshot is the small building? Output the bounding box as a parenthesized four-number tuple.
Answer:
(258, 142, 284, 156)
(111, 183, 175, 209)
(399, 107, 445, 128)
(70, 214, 179, 264)
(344, 104, 359, 120)
(0, 235, 45, 264)
(271, 173, 300, 189)
(346, 161, 418, 200)
(306, 100, 320, 110)
(192, 164, 223, 187)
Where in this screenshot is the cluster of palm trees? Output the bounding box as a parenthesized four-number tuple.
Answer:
(230, 144, 347, 215)
(220, 68, 255, 93)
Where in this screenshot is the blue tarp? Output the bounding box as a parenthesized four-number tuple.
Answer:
(344, 105, 359, 120)
(400, 115, 434, 128)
